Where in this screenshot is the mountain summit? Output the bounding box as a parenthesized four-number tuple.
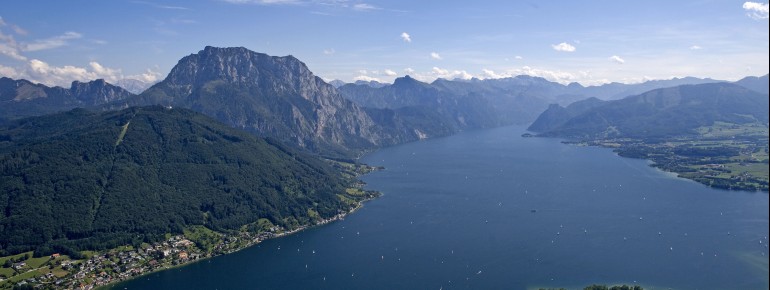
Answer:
(122, 46, 404, 156)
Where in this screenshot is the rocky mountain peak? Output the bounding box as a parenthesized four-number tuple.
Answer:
(129, 46, 410, 156)
(70, 79, 134, 105)
(392, 75, 427, 88)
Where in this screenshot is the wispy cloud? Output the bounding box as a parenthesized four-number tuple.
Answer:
(222, 0, 388, 13)
(221, 0, 301, 4)
(23, 31, 82, 52)
(0, 37, 26, 61)
(743, 2, 769, 20)
(0, 17, 27, 35)
(353, 3, 378, 11)
(0, 17, 26, 60)
(551, 42, 576, 52)
(609, 55, 625, 64)
(132, 1, 191, 10)
(689, 45, 702, 50)
(323, 48, 335, 55)
(383, 69, 397, 76)
(400, 32, 411, 43)
(430, 52, 442, 60)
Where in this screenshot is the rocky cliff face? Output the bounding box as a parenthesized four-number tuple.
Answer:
(0, 77, 135, 121)
(126, 46, 410, 156)
(70, 79, 135, 105)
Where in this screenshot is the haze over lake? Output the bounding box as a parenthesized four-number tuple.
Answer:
(112, 125, 769, 290)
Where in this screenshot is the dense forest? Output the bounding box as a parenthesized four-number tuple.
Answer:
(0, 106, 360, 256)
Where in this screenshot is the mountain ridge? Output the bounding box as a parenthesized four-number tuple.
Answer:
(528, 82, 769, 138)
(0, 77, 135, 121)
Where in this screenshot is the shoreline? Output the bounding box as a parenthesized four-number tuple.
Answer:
(96, 197, 374, 290)
(19, 192, 376, 290)
(560, 138, 769, 193)
(0, 161, 382, 290)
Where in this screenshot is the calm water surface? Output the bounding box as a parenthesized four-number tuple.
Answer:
(113, 126, 769, 290)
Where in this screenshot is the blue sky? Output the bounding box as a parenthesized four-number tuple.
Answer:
(1, 0, 768, 87)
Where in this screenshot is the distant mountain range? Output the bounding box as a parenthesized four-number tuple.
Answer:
(328, 79, 346, 88)
(528, 82, 770, 139)
(336, 73, 753, 130)
(113, 78, 156, 94)
(339, 75, 502, 130)
(0, 77, 134, 122)
(1, 46, 766, 154)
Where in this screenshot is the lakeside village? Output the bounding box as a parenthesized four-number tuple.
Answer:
(0, 208, 358, 290)
(0, 161, 378, 290)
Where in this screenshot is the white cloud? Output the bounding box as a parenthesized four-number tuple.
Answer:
(609, 55, 625, 64)
(430, 52, 442, 60)
(0, 58, 162, 88)
(353, 3, 378, 11)
(353, 75, 381, 82)
(357, 69, 368, 75)
(400, 32, 411, 43)
(128, 68, 163, 83)
(689, 45, 703, 50)
(514, 55, 523, 60)
(28, 59, 95, 85)
(404, 67, 415, 74)
(430, 66, 472, 80)
(323, 48, 335, 55)
(23, 31, 83, 52)
(482, 69, 505, 79)
(383, 69, 397, 76)
(0, 64, 20, 78)
(477, 66, 582, 84)
(743, 2, 769, 19)
(552, 42, 576, 52)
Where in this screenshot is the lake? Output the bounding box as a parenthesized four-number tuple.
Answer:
(112, 125, 769, 290)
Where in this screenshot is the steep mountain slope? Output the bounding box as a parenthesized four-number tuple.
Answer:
(0, 106, 363, 255)
(527, 97, 606, 132)
(531, 83, 769, 138)
(0, 77, 134, 121)
(115, 46, 409, 157)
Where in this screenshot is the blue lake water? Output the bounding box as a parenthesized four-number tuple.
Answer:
(112, 126, 769, 290)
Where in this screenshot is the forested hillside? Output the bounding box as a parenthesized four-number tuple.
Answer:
(0, 106, 363, 256)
